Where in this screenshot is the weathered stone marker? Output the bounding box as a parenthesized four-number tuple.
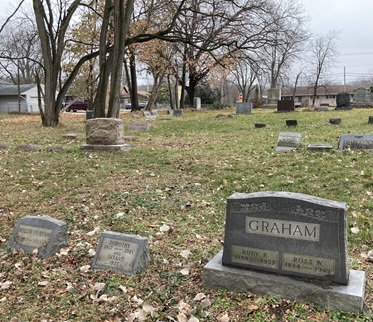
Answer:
(255, 123, 266, 128)
(81, 118, 131, 152)
(235, 102, 252, 115)
(329, 118, 341, 125)
(203, 192, 366, 312)
(286, 119, 298, 126)
(7, 216, 68, 258)
(307, 144, 334, 151)
(92, 231, 150, 275)
(275, 132, 302, 152)
(128, 122, 150, 132)
(338, 134, 373, 150)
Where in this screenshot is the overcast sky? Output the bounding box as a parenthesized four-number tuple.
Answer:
(302, 0, 373, 84)
(2, 0, 373, 85)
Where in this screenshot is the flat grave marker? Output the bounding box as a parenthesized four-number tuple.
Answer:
(307, 144, 334, 151)
(128, 122, 150, 132)
(7, 216, 68, 258)
(338, 134, 373, 150)
(92, 231, 150, 275)
(275, 132, 302, 152)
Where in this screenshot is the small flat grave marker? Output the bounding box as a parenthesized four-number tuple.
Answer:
(151, 110, 158, 116)
(339, 134, 373, 150)
(329, 118, 341, 125)
(143, 111, 151, 117)
(307, 144, 334, 151)
(92, 231, 150, 274)
(286, 119, 298, 126)
(255, 123, 266, 128)
(128, 122, 150, 131)
(7, 216, 68, 258)
(275, 132, 302, 152)
(173, 109, 183, 117)
(368, 116, 373, 124)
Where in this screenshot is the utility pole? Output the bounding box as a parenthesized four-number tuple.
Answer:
(343, 66, 346, 92)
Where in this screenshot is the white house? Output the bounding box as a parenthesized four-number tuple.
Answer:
(281, 85, 355, 107)
(0, 80, 43, 113)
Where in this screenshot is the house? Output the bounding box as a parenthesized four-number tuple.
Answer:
(120, 85, 149, 109)
(0, 80, 42, 113)
(281, 85, 355, 107)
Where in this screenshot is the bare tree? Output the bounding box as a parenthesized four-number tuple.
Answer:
(309, 30, 340, 106)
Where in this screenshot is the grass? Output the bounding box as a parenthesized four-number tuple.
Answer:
(0, 108, 372, 321)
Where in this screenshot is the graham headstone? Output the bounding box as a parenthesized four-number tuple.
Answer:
(275, 132, 302, 152)
(338, 134, 373, 150)
(7, 216, 68, 258)
(92, 231, 150, 275)
(203, 192, 366, 312)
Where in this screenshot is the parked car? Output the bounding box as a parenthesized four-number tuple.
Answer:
(125, 103, 132, 109)
(139, 101, 148, 109)
(65, 99, 89, 112)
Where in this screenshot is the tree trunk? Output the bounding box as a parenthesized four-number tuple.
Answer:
(129, 53, 139, 111)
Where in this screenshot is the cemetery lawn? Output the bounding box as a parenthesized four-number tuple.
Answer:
(0, 108, 372, 321)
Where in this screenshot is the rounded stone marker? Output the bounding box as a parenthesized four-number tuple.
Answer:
(255, 123, 266, 128)
(329, 118, 341, 125)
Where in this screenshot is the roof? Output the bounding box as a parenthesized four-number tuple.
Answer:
(0, 79, 12, 86)
(0, 84, 37, 96)
(282, 85, 355, 97)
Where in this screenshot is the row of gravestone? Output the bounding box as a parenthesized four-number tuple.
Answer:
(276, 132, 373, 152)
(5, 191, 366, 312)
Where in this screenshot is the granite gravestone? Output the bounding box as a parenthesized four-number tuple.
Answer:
(203, 192, 366, 312)
(92, 231, 150, 275)
(277, 100, 295, 112)
(275, 132, 302, 152)
(338, 134, 373, 150)
(7, 216, 68, 258)
(193, 97, 202, 111)
(235, 102, 252, 115)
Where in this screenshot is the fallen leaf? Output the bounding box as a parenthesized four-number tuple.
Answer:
(0, 281, 12, 290)
(59, 247, 70, 255)
(200, 298, 211, 308)
(351, 226, 360, 234)
(177, 313, 188, 322)
(188, 316, 199, 322)
(160, 224, 170, 232)
(79, 265, 91, 273)
(178, 301, 192, 315)
(180, 250, 192, 259)
(93, 282, 105, 292)
(180, 268, 190, 275)
(194, 293, 206, 301)
(87, 227, 100, 236)
(217, 314, 229, 322)
(119, 285, 127, 293)
(38, 281, 49, 286)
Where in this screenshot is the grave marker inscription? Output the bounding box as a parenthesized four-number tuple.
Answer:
(338, 134, 373, 150)
(275, 132, 301, 152)
(7, 216, 68, 258)
(92, 231, 150, 274)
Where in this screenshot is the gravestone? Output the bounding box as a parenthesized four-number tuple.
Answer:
(368, 116, 373, 124)
(203, 192, 366, 312)
(151, 110, 158, 116)
(128, 122, 150, 131)
(81, 118, 131, 152)
(255, 123, 266, 128)
(173, 109, 183, 117)
(92, 231, 150, 275)
(277, 100, 295, 112)
(7, 216, 68, 258)
(143, 111, 151, 117)
(263, 88, 281, 109)
(235, 102, 252, 115)
(193, 97, 202, 111)
(336, 92, 351, 109)
(62, 133, 79, 140)
(307, 144, 334, 151)
(329, 118, 342, 125)
(338, 134, 373, 150)
(286, 119, 298, 126)
(275, 132, 302, 152)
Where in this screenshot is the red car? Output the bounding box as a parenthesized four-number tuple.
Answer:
(65, 99, 89, 112)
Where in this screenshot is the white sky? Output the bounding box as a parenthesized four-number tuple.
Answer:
(2, 0, 373, 85)
(302, 0, 373, 84)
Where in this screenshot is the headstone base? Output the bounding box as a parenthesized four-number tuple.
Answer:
(203, 251, 365, 313)
(80, 144, 131, 152)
